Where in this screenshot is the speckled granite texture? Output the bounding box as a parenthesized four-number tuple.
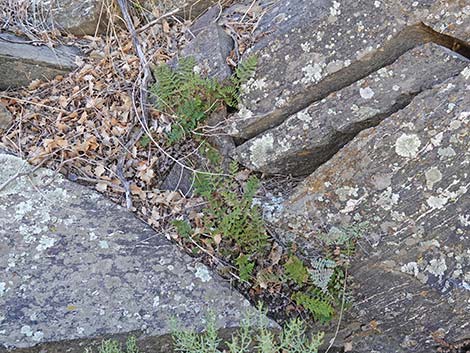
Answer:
(0, 152, 255, 349)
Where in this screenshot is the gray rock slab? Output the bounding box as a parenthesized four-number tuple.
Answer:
(225, 0, 470, 139)
(180, 23, 233, 81)
(0, 104, 12, 130)
(159, 163, 194, 196)
(0, 33, 80, 90)
(34, 0, 107, 35)
(0, 152, 258, 349)
(233, 43, 469, 175)
(273, 66, 470, 352)
(152, 0, 220, 20)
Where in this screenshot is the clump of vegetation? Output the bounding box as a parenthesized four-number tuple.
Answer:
(170, 134, 367, 322)
(282, 224, 367, 322)
(171, 308, 324, 353)
(155, 51, 366, 324)
(172, 160, 269, 282)
(151, 56, 257, 144)
(85, 336, 139, 353)
(85, 307, 324, 353)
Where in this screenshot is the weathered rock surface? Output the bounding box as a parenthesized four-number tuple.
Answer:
(180, 23, 233, 81)
(225, 0, 470, 140)
(159, 163, 194, 196)
(34, 0, 107, 36)
(160, 0, 220, 20)
(0, 151, 260, 349)
(0, 33, 80, 90)
(273, 66, 470, 352)
(0, 104, 12, 130)
(233, 43, 469, 175)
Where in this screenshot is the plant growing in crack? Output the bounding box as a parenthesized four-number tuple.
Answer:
(150, 56, 257, 144)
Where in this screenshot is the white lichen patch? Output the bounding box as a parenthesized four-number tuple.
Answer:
(36, 236, 55, 252)
(395, 134, 421, 158)
(194, 264, 212, 282)
(376, 187, 400, 210)
(243, 77, 268, 94)
(438, 146, 456, 158)
(99, 240, 109, 249)
(334, 186, 359, 202)
(426, 195, 448, 209)
(301, 63, 325, 84)
(0, 282, 5, 297)
(152, 295, 160, 308)
(425, 167, 442, 190)
(329, 0, 341, 16)
(359, 87, 375, 99)
(32, 331, 44, 342)
(296, 110, 313, 122)
(426, 258, 447, 277)
(431, 132, 444, 147)
(449, 120, 461, 130)
(235, 106, 254, 122)
(20, 325, 33, 337)
(401, 262, 420, 277)
(461, 66, 470, 80)
(458, 214, 470, 227)
(249, 133, 274, 168)
(300, 41, 312, 53)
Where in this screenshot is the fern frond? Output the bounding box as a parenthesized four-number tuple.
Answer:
(232, 56, 258, 85)
(292, 292, 334, 323)
(309, 258, 336, 293)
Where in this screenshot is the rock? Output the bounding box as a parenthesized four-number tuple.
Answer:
(159, 163, 194, 196)
(0, 152, 265, 349)
(0, 33, 80, 90)
(225, 0, 470, 140)
(35, 0, 107, 36)
(157, 0, 220, 20)
(180, 23, 233, 81)
(185, 4, 221, 39)
(0, 104, 12, 130)
(273, 66, 470, 352)
(233, 43, 469, 175)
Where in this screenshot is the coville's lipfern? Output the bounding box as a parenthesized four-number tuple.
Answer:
(151, 56, 257, 144)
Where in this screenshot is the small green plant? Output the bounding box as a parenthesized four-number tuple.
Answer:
(236, 254, 256, 282)
(171, 307, 324, 353)
(283, 255, 309, 286)
(172, 161, 268, 280)
(292, 291, 335, 324)
(193, 161, 269, 256)
(151, 56, 257, 144)
(84, 336, 139, 353)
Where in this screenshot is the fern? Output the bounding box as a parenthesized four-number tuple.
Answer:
(151, 55, 257, 144)
(172, 220, 193, 238)
(318, 223, 367, 247)
(231, 56, 258, 86)
(308, 258, 336, 293)
(284, 256, 309, 286)
(292, 292, 334, 323)
(192, 161, 268, 275)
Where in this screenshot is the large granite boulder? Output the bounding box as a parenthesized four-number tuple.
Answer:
(233, 43, 469, 175)
(0, 151, 261, 350)
(273, 66, 470, 352)
(225, 0, 470, 140)
(0, 33, 80, 90)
